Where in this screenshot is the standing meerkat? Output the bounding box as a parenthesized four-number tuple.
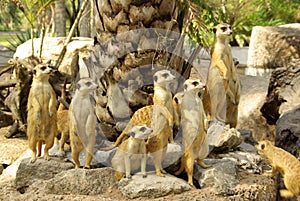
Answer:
(107, 70, 175, 177)
(174, 79, 210, 186)
(27, 64, 57, 163)
(204, 23, 240, 127)
(256, 140, 300, 198)
(69, 77, 98, 169)
(152, 70, 177, 143)
(56, 78, 70, 156)
(112, 125, 153, 180)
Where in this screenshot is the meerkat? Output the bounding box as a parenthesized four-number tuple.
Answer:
(152, 69, 177, 143)
(107, 70, 175, 177)
(204, 23, 240, 127)
(174, 79, 210, 187)
(69, 77, 98, 169)
(56, 78, 70, 156)
(27, 64, 57, 163)
(112, 125, 153, 180)
(172, 91, 184, 126)
(256, 140, 300, 198)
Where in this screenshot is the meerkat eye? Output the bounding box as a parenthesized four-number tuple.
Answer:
(260, 144, 265, 150)
(192, 81, 199, 86)
(40, 66, 47, 71)
(162, 73, 169, 78)
(229, 26, 232, 30)
(174, 97, 179, 104)
(86, 82, 92, 87)
(221, 26, 227, 31)
(139, 127, 146, 132)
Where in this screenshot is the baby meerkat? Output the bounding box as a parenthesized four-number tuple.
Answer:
(112, 125, 153, 180)
(27, 64, 57, 163)
(256, 140, 300, 198)
(69, 77, 98, 169)
(174, 79, 210, 187)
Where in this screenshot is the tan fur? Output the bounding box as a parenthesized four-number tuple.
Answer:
(174, 79, 210, 186)
(112, 70, 175, 177)
(56, 79, 69, 155)
(256, 140, 300, 198)
(173, 91, 184, 125)
(27, 64, 57, 163)
(112, 125, 152, 180)
(205, 23, 240, 127)
(69, 78, 98, 169)
(152, 70, 177, 143)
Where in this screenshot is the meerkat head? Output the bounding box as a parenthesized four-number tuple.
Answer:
(75, 77, 98, 92)
(183, 79, 205, 92)
(256, 140, 272, 154)
(213, 23, 232, 38)
(127, 125, 153, 139)
(153, 70, 176, 86)
(33, 64, 54, 79)
(183, 79, 206, 99)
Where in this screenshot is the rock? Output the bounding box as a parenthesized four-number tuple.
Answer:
(275, 105, 300, 158)
(28, 168, 118, 195)
(118, 172, 191, 198)
(247, 24, 300, 68)
(15, 157, 74, 191)
(219, 150, 262, 174)
(13, 37, 93, 75)
(261, 59, 300, 124)
(195, 158, 239, 195)
(207, 124, 242, 152)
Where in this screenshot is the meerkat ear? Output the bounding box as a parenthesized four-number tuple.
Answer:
(174, 97, 179, 104)
(260, 143, 265, 150)
(32, 69, 37, 75)
(213, 27, 217, 33)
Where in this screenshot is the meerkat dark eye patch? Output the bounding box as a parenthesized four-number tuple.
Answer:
(221, 26, 227, 31)
(139, 127, 147, 132)
(192, 81, 199, 86)
(162, 73, 169, 78)
(40, 66, 47, 71)
(260, 144, 265, 150)
(86, 82, 93, 87)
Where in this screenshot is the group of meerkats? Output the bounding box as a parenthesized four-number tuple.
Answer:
(26, 23, 300, 198)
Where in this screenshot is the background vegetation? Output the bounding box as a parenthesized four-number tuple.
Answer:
(0, 0, 299, 48)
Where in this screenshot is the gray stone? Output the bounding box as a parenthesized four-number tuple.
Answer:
(248, 24, 300, 68)
(15, 157, 74, 191)
(207, 124, 242, 152)
(276, 105, 300, 158)
(195, 158, 239, 195)
(118, 172, 191, 199)
(28, 168, 118, 195)
(261, 59, 300, 124)
(219, 150, 263, 174)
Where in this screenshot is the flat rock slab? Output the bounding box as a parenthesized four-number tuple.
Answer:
(27, 168, 118, 195)
(118, 172, 191, 199)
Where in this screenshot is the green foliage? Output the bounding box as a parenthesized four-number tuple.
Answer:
(0, 2, 23, 31)
(6, 29, 38, 51)
(191, 0, 300, 47)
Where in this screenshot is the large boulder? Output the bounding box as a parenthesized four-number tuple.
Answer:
(13, 37, 93, 75)
(261, 59, 300, 124)
(247, 24, 300, 68)
(118, 172, 191, 199)
(275, 105, 300, 158)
